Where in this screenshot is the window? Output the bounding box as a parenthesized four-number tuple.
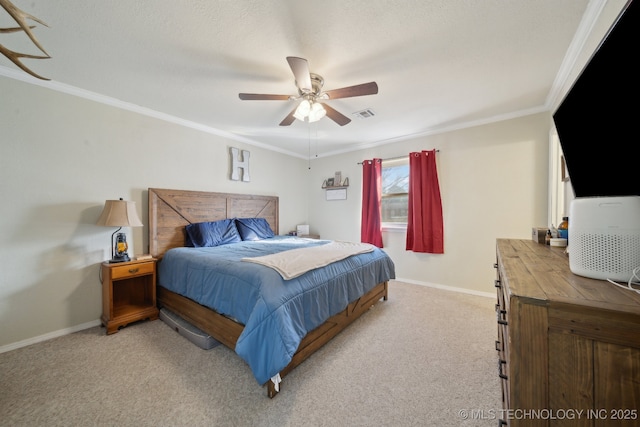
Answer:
(381, 159, 409, 225)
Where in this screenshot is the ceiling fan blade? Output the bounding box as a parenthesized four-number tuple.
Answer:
(321, 103, 351, 126)
(286, 56, 312, 92)
(279, 108, 297, 126)
(239, 93, 291, 101)
(324, 82, 378, 99)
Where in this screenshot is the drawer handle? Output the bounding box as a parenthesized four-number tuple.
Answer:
(495, 340, 502, 351)
(493, 263, 498, 269)
(494, 279, 501, 288)
(498, 420, 508, 426)
(498, 359, 508, 380)
(128, 267, 139, 274)
(495, 304, 508, 325)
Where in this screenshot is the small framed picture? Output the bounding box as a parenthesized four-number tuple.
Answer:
(326, 188, 347, 200)
(326, 178, 334, 187)
(334, 171, 342, 187)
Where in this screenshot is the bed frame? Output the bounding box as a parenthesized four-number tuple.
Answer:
(148, 188, 388, 397)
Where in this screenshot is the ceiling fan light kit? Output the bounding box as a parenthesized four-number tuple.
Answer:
(294, 99, 326, 123)
(239, 56, 378, 127)
(308, 102, 326, 122)
(293, 99, 310, 121)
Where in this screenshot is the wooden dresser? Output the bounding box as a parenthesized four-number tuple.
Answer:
(495, 239, 640, 427)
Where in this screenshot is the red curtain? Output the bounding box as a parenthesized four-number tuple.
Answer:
(361, 158, 383, 248)
(406, 150, 444, 253)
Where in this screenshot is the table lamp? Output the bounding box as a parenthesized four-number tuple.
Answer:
(96, 198, 143, 263)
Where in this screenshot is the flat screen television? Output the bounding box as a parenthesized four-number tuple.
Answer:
(553, 0, 640, 282)
(553, 0, 638, 198)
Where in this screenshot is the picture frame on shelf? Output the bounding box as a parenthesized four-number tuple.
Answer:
(326, 178, 334, 187)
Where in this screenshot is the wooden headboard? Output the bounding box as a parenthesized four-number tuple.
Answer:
(148, 188, 279, 258)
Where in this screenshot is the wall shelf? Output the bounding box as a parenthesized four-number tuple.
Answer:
(322, 174, 349, 199)
(322, 175, 349, 189)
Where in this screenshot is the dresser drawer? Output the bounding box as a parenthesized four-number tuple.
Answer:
(110, 262, 154, 280)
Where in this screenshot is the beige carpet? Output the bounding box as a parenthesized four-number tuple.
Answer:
(0, 281, 501, 426)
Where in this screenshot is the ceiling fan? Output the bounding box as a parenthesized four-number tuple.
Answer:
(238, 56, 378, 127)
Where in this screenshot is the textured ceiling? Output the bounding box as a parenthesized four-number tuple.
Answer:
(0, 0, 622, 158)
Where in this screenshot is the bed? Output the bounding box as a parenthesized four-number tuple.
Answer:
(148, 188, 395, 397)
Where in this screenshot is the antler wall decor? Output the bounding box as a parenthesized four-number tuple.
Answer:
(0, 0, 50, 80)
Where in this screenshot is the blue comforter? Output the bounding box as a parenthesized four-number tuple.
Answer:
(157, 236, 395, 385)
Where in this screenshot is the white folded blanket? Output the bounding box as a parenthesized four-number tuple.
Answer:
(242, 241, 375, 280)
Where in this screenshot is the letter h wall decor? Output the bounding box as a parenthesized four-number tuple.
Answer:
(230, 147, 250, 182)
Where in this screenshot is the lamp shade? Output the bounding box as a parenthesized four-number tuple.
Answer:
(96, 199, 143, 227)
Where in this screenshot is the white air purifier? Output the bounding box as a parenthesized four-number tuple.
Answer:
(568, 196, 640, 281)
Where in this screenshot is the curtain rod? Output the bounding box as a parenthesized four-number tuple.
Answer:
(357, 150, 439, 165)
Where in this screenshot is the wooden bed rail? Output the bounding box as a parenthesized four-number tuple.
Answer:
(267, 280, 388, 397)
(158, 281, 388, 398)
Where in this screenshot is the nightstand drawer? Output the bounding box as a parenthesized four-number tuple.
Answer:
(110, 262, 154, 280)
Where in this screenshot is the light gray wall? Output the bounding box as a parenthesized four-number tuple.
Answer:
(306, 113, 550, 295)
(0, 75, 553, 349)
(0, 77, 310, 349)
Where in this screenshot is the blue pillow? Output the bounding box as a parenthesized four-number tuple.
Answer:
(235, 218, 275, 241)
(185, 219, 242, 248)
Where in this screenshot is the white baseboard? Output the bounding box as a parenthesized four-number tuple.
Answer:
(0, 319, 102, 354)
(393, 278, 495, 299)
(1, 280, 493, 353)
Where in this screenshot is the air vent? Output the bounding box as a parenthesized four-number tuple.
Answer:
(352, 108, 376, 119)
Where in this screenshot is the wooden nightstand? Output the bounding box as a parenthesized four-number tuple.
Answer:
(101, 258, 159, 334)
